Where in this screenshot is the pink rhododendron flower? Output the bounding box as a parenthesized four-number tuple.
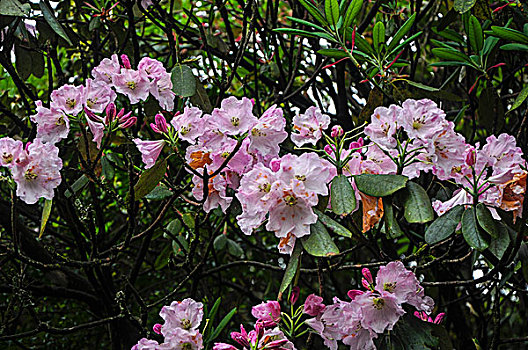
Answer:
(375, 261, 423, 304)
(192, 173, 232, 213)
(360, 145, 397, 175)
(150, 74, 175, 111)
(399, 99, 448, 141)
(159, 298, 203, 336)
(92, 54, 120, 84)
(133, 139, 166, 169)
(209, 97, 257, 135)
(303, 294, 326, 316)
(251, 300, 281, 327)
(163, 328, 204, 349)
(83, 78, 117, 113)
(11, 138, 62, 204)
(248, 105, 287, 158)
(51, 84, 84, 116)
(290, 106, 330, 147)
(0, 137, 24, 168)
(364, 104, 401, 150)
(171, 107, 206, 144)
(112, 69, 150, 104)
(414, 311, 445, 324)
(210, 138, 252, 175)
(355, 290, 405, 333)
(131, 338, 160, 350)
(277, 153, 335, 197)
(30, 101, 69, 144)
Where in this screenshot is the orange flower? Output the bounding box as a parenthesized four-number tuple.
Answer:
(189, 151, 212, 169)
(500, 171, 527, 223)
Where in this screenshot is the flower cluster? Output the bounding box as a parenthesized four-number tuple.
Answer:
(213, 300, 295, 350)
(132, 298, 204, 350)
(304, 261, 435, 350)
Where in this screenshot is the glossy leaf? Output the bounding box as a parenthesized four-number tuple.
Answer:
(207, 307, 237, 342)
(508, 84, 528, 113)
(475, 203, 498, 238)
(301, 220, 340, 257)
(298, 0, 328, 26)
(171, 64, 196, 97)
(190, 77, 213, 113)
(383, 197, 404, 238)
(324, 0, 339, 27)
(403, 182, 434, 223)
(387, 13, 416, 52)
(462, 207, 489, 251)
(278, 242, 302, 299)
(343, 0, 362, 28)
(287, 16, 327, 32)
(330, 175, 357, 215)
(454, 0, 477, 13)
(373, 21, 385, 53)
(432, 48, 473, 64)
(39, 1, 73, 45)
(133, 159, 167, 201)
(354, 174, 408, 197)
(467, 15, 483, 53)
(487, 222, 511, 260)
(501, 43, 528, 51)
(317, 48, 348, 59)
(39, 199, 53, 238)
(314, 209, 353, 238)
(424, 205, 464, 244)
(488, 26, 528, 44)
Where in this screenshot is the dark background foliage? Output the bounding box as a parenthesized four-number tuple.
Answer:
(1, 0, 528, 348)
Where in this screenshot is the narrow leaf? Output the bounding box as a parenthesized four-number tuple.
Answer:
(330, 175, 357, 215)
(314, 208, 353, 238)
(0, 0, 31, 16)
(133, 159, 167, 201)
(39, 1, 73, 45)
(373, 21, 385, 53)
(278, 242, 302, 299)
(39, 199, 53, 238)
(343, 0, 362, 28)
(387, 13, 416, 52)
(403, 182, 434, 223)
(317, 48, 348, 59)
(508, 84, 528, 113)
(424, 205, 465, 244)
(208, 308, 237, 342)
(467, 15, 484, 53)
(383, 197, 404, 238)
(489, 26, 528, 44)
(324, 0, 340, 27)
(454, 0, 477, 13)
(298, 0, 328, 25)
(432, 48, 473, 64)
(354, 174, 408, 197)
(462, 207, 490, 250)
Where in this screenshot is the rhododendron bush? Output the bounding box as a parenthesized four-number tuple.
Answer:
(1, 0, 528, 349)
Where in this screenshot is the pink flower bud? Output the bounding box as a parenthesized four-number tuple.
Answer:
(361, 278, 370, 290)
(84, 107, 100, 123)
(303, 294, 325, 316)
(434, 313, 445, 324)
(347, 289, 364, 300)
(121, 54, 131, 69)
(331, 125, 344, 137)
(155, 113, 169, 133)
(119, 116, 137, 129)
(116, 108, 126, 120)
(152, 323, 162, 334)
(105, 102, 116, 123)
(362, 267, 373, 284)
(118, 111, 133, 124)
(289, 286, 300, 305)
(349, 137, 364, 152)
(465, 148, 476, 167)
(270, 158, 281, 172)
(324, 144, 335, 156)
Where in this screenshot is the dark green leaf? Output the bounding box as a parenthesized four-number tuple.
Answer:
(424, 205, 465, 244)
(354, 174, 408, 197)
(133, 159, 167, 201)
(190, 77, 212, 113)
(372, 21, 385, 53)
(287, 16, 326, 32)
(39, 199, 53, 238)
(314, 208, 353, 238)
(171, 64, 196, 97)
(487, 222, 511, 260)
(403, 182, 434, 223)
(467, 15, 483, 53)
(274, 28, 336, 42)
(508, 84, 528, 113)
(476, 203, 498, 238)
(154, 244, 172, 270)
(101, 156, 115, 181)
(330, 175, 356, 215)
(432, 48, 473, 64)
(298, 0, 328, 26)
(462, 207, 489, 250)
(489, 26, 528, 44)
(207, 307, 237, 342)
(387, 13, 416, 52)
(301, 220, 340, 257)
(145, 184, 173, 200)
(383, 197, 404, 238)
(343, 0, 362, 28)
(317, 48, 348, 59)
(454, 0, 477, 13)
(65, 175, 89, 198)
(214, 234, 228, 250)
(207, 298, 222, 323)
(406, 80, 440, 92)
(388, 314, 453, 349)
(324, 0, 339, 27)
(278, 242, 302, 299)
(227, 239, 243, 257)
(387, 31, 422, 57)
(500, 43, 528, 51)
(0, 0, 30, 16)
(167, 219, 182, 235)
(39, 1, 73, 45)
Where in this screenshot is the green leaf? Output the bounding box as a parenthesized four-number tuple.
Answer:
(488, 26, 528, 44)
(207, 298, 222, 323)
(182, 213, 195, 230)
(352, 31, 375, 56)
(387, 13, 416, 52)
(167, 219, 182, 235)
(39, 199, 53, 238)
(171, 64, 196, 97)
(133, 159, 167, 201)
(207, 307, 237, 342)
(227, 239, 243, 257)
(354, 174, 408, 197)
(467, 15, 483, 53)
(317, 48, 348, 59)
(298, 0, 328, 26)
(172, 236, 188, 256)
(324, 0, 339, 27)
(383, 197, 404, 238)
(403, 182, 434, 223)
(387, 31, 422, 57)
(424, 205, 465, 244)
(101, 156, 115, 181)
(190, 76, 213, 113)
(214, 234, 227, 250)
(0, 0, 31, 16)
(432, 27, 465, 43)
(64, 175, 89, 198)
(500, 43, 528, 51)
(462, 207, 489, 250)
(330, 175, 356, 215)
(388, 313, 453, 349)
(145, 184, 173, 200)
(476, 203, 499, 238)
(154, 244, 172, 270)
(287, 16, 327, 32)
(274, 28, 337, 42)
(278, 242, 302, 299)
(406, 80, 440, 92)
(487, 222, 511, 260)
(508, 84, 528, 113)
(39, 1, 73, 45)
(372, 21, 385, 53)
(301, 220, 339, 257)
(343, 0, 362, 28)
(314, 208, 353, 238)
(432, 48, 473, 64)
(454, 0, 477, 13)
